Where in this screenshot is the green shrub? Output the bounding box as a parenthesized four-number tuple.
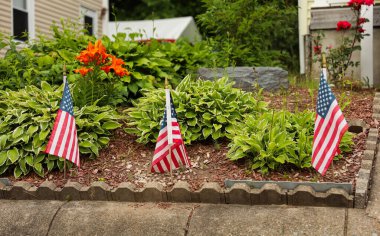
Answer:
(125, 76, 267, 144)
(0, 82, 121, 178)
(0, 23, 214, 103)
(227, 110, 354, 174)
(197, 0, 299, 70)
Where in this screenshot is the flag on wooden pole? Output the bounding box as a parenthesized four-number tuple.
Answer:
(151, 89, 190, 173)
(312, 68, 348, 175)
(45, 77, 80, 167)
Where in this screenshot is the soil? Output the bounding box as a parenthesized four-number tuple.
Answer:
(7, 85, 376, 191)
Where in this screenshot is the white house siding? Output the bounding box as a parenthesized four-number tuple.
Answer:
(35, 0, 103, 38)
(0, 0, 11, 36)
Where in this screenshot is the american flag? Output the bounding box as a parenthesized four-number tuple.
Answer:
(312, 68, 348, 175)
(151, 89, 191, 173)
(45, 78, 80, 167)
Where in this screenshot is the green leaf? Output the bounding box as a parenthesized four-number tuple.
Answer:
(0, 135, 7, 149)
(0, 151, 7, 166)
(47, 160, 55, 172)
(25, 156, 34, 166)
(0, 165, 8, 175)
(90, 144, 99, 156)
(41, 81, 53, 92)
(33, 163, 44, 177)
(27, 125, 39, 135)
(14, 165, 23, 178)
(39, 130, 50, 140)
(34, 154, 45, 164)
(98, 137, 110, 145)
(202, 127, 212, 139)
(102, 121, 121, 130)
(213, 123, 222, 131)
(7, 148, 19, 163)
(185, 112, 197, 118)
(79, 140, 93, 148)
(19, 158, 27, 174)
(12, 126, 24, 139)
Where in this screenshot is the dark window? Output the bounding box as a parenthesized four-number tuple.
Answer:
(84, 15, 93, 35)
(13, 8, 28, 41)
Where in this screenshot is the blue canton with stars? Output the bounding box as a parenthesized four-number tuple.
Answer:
(59, 81, 75, 116)
(160, 93, 178, 129)
(316, 72, 336, 118)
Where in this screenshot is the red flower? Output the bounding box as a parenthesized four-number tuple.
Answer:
(102, 55, 130, 77)
(357, 17, 367, 25)
(348, 0, 374, 9)
(313, 45, 322, 54)
(358, 27, 365, 33)
(74, 67, 93, 76)
(336, 21, 352, 31)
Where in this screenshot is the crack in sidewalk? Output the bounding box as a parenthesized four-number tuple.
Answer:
(184, 204, 199, 236)
(45, 201, 69, 236)
(343, 208, 348, 236)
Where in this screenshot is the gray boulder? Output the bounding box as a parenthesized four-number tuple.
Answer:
(197, 67, 288, 91)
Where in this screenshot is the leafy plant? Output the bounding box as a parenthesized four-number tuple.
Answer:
(0, 82, 121, 178)
(125, 76, 267, 144)
(197, 0, 299, 70)
(227, 110, 354, 174)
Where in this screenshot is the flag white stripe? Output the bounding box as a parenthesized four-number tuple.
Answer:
(160, 159, 168, 171)
(57, 115, 73, 157)
(50, 112, 67, 154)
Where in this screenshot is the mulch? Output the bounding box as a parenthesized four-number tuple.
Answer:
(6, 85, 376, 191)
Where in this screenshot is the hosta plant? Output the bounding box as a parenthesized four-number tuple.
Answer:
(0, 82, 122, 178)
(227, 110, 354, 174)
(125, 76, 267, 144)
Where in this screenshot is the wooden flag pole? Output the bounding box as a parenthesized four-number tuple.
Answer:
(322, 53, 327, 69)
(165, 78, 174, 178)
(63, 64, 67, 180)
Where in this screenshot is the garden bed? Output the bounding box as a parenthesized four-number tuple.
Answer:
(6, 86, 375, 192)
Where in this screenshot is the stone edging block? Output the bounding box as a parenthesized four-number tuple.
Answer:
(354, 92, 380, 208)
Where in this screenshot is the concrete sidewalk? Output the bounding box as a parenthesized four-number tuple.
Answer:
(0, 200, 379, 236)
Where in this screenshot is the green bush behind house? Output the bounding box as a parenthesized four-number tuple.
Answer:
(125, 76, 268, 144)
(0, 82, 122, 178)
(227, 110, 354, 174)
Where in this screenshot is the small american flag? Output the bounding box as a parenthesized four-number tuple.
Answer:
(151, 89, 191, 173)
(312, 68, 348, 175)
(45, 78, 80, 167)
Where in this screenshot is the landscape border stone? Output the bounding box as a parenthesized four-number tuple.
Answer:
(0, 94, 378, 208)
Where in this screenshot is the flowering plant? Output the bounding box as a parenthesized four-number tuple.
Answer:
(73, 39, 129, 106)
(312, 0, 373, 86)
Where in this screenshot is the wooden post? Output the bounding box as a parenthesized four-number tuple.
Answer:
(63, 64, 67, 179)
(165, 78, 174, 178)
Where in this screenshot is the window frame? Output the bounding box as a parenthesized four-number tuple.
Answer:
(11, 0, 35, 41)
(80, 6, 98, 37)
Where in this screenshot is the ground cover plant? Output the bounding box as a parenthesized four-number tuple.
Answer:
(0, 82, 121, 178)
(125, 76, 267, 144)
